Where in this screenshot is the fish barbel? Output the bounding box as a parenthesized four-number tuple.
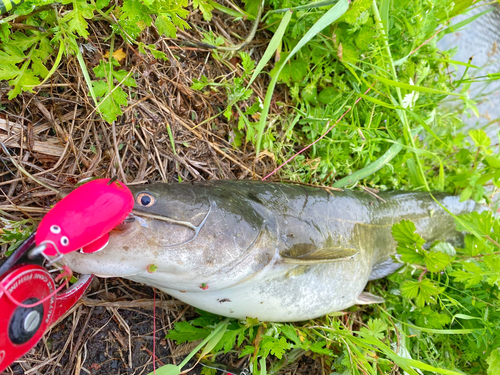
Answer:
(62, 181, 479, 322)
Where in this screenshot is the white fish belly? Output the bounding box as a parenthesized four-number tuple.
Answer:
(129, 255, 373, 322)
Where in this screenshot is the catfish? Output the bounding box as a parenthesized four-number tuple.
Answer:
(62, 181, 479, 322)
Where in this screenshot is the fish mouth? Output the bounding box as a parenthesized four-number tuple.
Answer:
(96, 206, 213, 249)
(111, 213, 140, 231)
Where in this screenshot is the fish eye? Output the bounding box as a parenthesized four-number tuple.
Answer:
(60, 236, 69, 246)
(136, 192, 155, 207)
(50, 225, 61, 234)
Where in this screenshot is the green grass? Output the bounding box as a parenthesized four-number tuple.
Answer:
(2, 0, 500, 374)
(178, 0, 500, 374)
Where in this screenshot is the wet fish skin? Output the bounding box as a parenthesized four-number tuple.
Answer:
(62, 181, 479, 322)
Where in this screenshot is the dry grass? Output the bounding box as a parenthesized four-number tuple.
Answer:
(0, 4, 303, 375)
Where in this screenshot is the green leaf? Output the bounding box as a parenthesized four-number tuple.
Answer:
(401, 279, 443, 307)
(397, 245, 425, 265)
(415, 306, 451, 329)
(333, 128, 422, 188)
(96, 0, 110, 9)
(119, 0, 152, 38)
(260, 336, 291, 359)
(318, 87, 339, 105)
(191, 76, 210, 90)
(161, 319, 229, 375)
(392, 220, 425, 248)
(9, 32, 39, 51)
(93, 60, 107, 78)
(280, 324, 300, 345)
(0, 50, 25, 65)
(112, 70, 137, 87)
(8, 69, 40, 99)
(430, 242, 456, 257)
(60, 0, 95, 38)
(0, 64, 21, 80)
(483, 255, 500, 273)
(193, 0, 214, 21)
(112, 86, 128, 106)
(154, 365, 180, 375)
(31, 56, 49, 79)
(401, 280, 420, 299)
(308, 340, 333, 356)
(208, 0, 253, 19)
(240, 345, 254, 357)
(460, 186, 473, 202)
(469, 129, 491, 148)
(156, 15, 178, 38)
(92, 80, 108, 97)
(443, 8, 493, 34)
(0, 23, 10, 43)
(239, 51, 255, 77)
(165, 321, 211, 344)
(455, 211, 495, 237)
(487, 348, 500, 375)
(360, 318, 387, 340)
(242, 0, 260, 16)
(392, 220, 429, 264)
(201, 367, 217, 375)
(357, 93, 396, 109)
(450, 263, 483, 287)
(341, 0, 371, 24)
(355, 25, 374, 49)
(425, 251, 451, 273)
(290, 57, 308, 82)
(217, 328, 241, 353)
(484, 155, 500, 169)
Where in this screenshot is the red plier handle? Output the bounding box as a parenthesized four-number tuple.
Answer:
(0, 233, 93, 372)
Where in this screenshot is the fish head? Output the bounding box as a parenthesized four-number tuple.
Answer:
(61, 213, 165, 277)
(62, 183, 276, 291)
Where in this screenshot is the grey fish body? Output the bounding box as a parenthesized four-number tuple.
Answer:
(63, 181, 479, 322)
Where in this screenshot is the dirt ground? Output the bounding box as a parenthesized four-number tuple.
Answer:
(7, 277, 323, 374)
(0, 4, 325, 375)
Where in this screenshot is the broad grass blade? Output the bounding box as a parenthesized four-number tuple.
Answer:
(76, 48, 97, 106)
(443, 8, 493, 34)
(208, 0, 254, 19)
(357, 93, 396, 109)
(380, 0, 391, 32)
(429, 57, 481, 70)
(405, 109, 452, 150)
(333, 128, 422, 188)
(151, 319, 229, 375)
(255, 0, 349, 157)
(247, 9, 293, 87)
(370, 73, 462, 96)
(268, 0, 340, 14)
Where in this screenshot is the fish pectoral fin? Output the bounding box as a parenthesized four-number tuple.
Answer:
(368, 255, 403, 281)
(280, 247, 359, 264)
(355, 292, 385, 305)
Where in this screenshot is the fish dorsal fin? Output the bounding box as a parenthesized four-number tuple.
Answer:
(355, 292, 385, 305)
(280, 246, 359, 264)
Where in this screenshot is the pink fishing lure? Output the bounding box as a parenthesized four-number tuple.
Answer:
(36, 179, 134, 256)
